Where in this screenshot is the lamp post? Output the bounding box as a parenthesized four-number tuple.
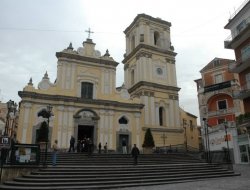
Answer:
(183, 121, 188, 152)
(1, 100, 17, 181)
(4, 100, 14, 136)
(224, 121, 231, 163)
(203, 118, 211, 163)
(44, 105, 53, 166)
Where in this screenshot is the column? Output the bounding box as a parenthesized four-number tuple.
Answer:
(70, 64, 75, 90)
(150, 96, 155, 125)
(155, 103, 159, 125)
(135, 113, 141, 147)
(174, 100, 180, 128)
(165, 104, 170, 127)
(104, 110, 109, 146)
(99, 110, 105, 144)
(143, 96, 149, 125)
(21, 103, 32, 143)
(57, 106, 64, 148)
(109, 111, 114, 148)
(169, 100, 174, 128)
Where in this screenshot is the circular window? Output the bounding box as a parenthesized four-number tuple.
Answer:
(156, 68, 163, 75)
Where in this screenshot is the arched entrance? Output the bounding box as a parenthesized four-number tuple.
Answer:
(73, 109, 99, 147)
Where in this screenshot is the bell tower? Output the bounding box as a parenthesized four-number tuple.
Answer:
(123, 14, 182, 144)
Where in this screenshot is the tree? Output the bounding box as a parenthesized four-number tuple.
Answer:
(37, 121, 49, 142)
(142, 128, 155, 148)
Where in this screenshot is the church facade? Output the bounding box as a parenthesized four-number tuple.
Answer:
(17, 14, 186, 151)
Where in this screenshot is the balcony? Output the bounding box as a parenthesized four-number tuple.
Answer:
(236, 113, 250, 134)
(204, 81, 232, 93)
(224, 16, 250, 49)
(228, 56, 250, 73)
(207, 108, 235, 117)
(233, 83, 250, 99)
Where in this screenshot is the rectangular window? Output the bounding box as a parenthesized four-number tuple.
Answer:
(213, 59, 220, 67)
(237, 20, 247, 33)
(218, 118, 225, 124)
(241, 45, 250, 62)
(81, 82, 93, 99)
(246, 73, 250, 90)
(214, 74, 223, 84)
(140, 34, 144, 42)
(218, 100, 227, 110)
(190, 120, 193, 131)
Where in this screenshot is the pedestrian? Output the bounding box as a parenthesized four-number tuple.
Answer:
(131, 144, 140, 165)
(76, 140, 81, 153)
(52, 139, 58, 166)
(68, 136, 75, 152)
(87, 138, 93, 156)
(122, 138, 127, 154)
(104, 142, 108, 153)
(98, 142, 102, 154)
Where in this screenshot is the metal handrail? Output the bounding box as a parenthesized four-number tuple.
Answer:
(225, 16, 250, 42)
(229, 0, 250, 20)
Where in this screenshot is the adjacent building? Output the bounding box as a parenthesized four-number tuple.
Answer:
(224, 0, 250, 163)
(195, 58, 240, 127)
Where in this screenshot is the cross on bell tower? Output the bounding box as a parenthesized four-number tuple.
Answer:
(85, 28, 94, 39)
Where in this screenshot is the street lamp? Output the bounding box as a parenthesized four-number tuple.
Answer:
(203, 118, 211, 163)
(1, 100, 17, 181)
(183, 120, 188, 151)
(224, 121, 231, 163)
(45, 105, 53, 166)
(4, 100, 15, 136)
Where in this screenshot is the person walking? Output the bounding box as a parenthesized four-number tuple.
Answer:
(76, 140, 81, 153)
(98, 142, 102, 154)
(122, 138, 127, 154)
(68, 136, 75, 152)
(104, 142, 108, 154)
(87, 138, 93, 156)
(52, 139, 58, 166)
(131, 144, 140, 165)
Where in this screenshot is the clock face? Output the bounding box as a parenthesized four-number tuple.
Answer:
(156, 68, 163, 75)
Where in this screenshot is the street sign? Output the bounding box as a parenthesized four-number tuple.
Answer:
(0, 136, 11, 149)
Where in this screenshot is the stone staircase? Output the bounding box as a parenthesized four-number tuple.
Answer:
(0, 152, 240, 189)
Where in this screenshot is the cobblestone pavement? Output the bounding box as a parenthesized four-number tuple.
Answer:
(118, 164, 250, 190)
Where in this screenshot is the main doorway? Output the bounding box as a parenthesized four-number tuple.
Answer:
(118, 134, 129, 153)
(78, 125, 94, 141)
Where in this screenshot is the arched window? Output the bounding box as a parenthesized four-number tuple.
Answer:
(159, 107, 165, 126)
(119, 116, 128, 124)
(154, 31, 160, 46)
(81, 82, 93, 99)
(131, 70, 135, 85)
(131, 36, 135, 50)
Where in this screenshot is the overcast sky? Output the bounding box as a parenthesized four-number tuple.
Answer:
(0, 0, 243, 124)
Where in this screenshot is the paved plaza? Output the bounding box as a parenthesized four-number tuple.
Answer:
(119, 164, 250, 190)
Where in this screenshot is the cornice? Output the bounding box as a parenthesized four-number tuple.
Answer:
(122, 44, 177, 63)
(56, 52, 119, 67)
(128, 81, 181, 94)
(142, 127, 183, 133)
(18, 91, 144, 110)
(124, 14, 171, 34)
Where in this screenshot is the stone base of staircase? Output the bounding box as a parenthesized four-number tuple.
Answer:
(0, 152, 240, 189)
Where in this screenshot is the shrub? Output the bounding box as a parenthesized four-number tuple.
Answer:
(142, 128, 155, 148)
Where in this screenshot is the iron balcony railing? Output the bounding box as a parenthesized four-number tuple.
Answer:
(228, 56, 250, 72)
(228, 0, 250, 21)
(204, 81, 232, 93)
(207, 108, 235, 117)
(233, 83, 250, 99)
(225, 16, 250, 44)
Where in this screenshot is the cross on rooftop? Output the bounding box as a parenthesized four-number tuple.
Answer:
(85, 28, 94, 39)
